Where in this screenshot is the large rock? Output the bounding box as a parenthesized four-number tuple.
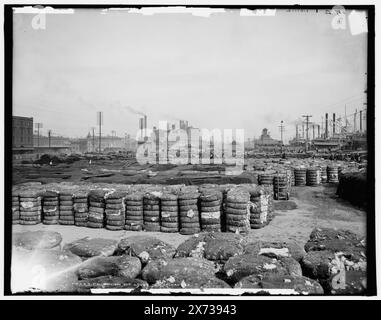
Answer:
(175, 232, 247, 262)
(64, 237, 118, 257)
(77, 255, 141, 280)
(141, 257, 217, 285)
(244, 241, 305, 262)
(11, 248, 81, 293)
(234, 274, 324, 295)
(223, 254, 302, 284)
(74, 276, 149, 293)
(12, 230, 62, 250)
(117, 235, 176, 263)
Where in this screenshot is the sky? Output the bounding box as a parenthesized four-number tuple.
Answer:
(13, 8, 367, 142)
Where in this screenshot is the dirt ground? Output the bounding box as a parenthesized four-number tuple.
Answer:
(12, 184, 366, 248)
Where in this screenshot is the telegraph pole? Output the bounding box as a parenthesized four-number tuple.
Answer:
(302, 115, 312, 152)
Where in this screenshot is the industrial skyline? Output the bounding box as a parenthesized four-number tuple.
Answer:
(13, 9, 367, 142)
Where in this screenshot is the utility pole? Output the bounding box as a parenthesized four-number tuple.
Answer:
(97, 112, 103, 153)
(35, 123, 43, 148)
(302, 115, 312, 152)
(48, 129, 52, 149)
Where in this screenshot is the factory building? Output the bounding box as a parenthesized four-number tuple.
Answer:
(12, 116, 34, 160)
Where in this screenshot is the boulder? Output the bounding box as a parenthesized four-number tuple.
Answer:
(142, 257, 217, 285)
(117, 235, 176, 263)
(175, 232, 247, 262)
(64, 237, 118, 257)
(224, 254, 302, 284)
(234, 274, 324, 295)
(12, 230, 62, 250)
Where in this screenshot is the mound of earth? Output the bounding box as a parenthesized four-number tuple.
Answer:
(234, 274, 324, 295)
(12, 230, 62, 250)
(64, 237, 118, 258)
(141, 257, 217, 285)
(175, 232, 247, 262)
(117, 235, 176, 264)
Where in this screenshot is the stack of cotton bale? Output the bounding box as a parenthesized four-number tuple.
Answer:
(87, 190, 107, 228)
(199, 189, 223, 232)
(124, 192, 144, 231)
(41, 190, 59, 225)
(327, 165, 339, 183)
(105, 191, 126, 231)
(12, 189, 20, 225)
(19, 190, 42, 225)
(143, 191, 161, 232)
(246, 186, 270, 229)
(294, 166, 307, 186)
(178, 187, 201, 235)
(73, 190, 89, 227)
(273, 173, 290, 200)
(159, 192, 179, 233)
(225, 189, 250, 234)
(306, 167, 321, 186)
(258, 171, 275, 187)
(58, 191, 75, 225)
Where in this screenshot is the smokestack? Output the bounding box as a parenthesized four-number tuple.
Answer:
(139, 118, 144, 140)
(317, 125, 320, 138)
(325, 113, 328, 138)
(354, 109, 357, 132)
(333, 113, 336, 135)
(295, 124, 298, 140)
(312, 125, 315, 140)
(359, 110, 363, 132)
(302, 124, 305, 138)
